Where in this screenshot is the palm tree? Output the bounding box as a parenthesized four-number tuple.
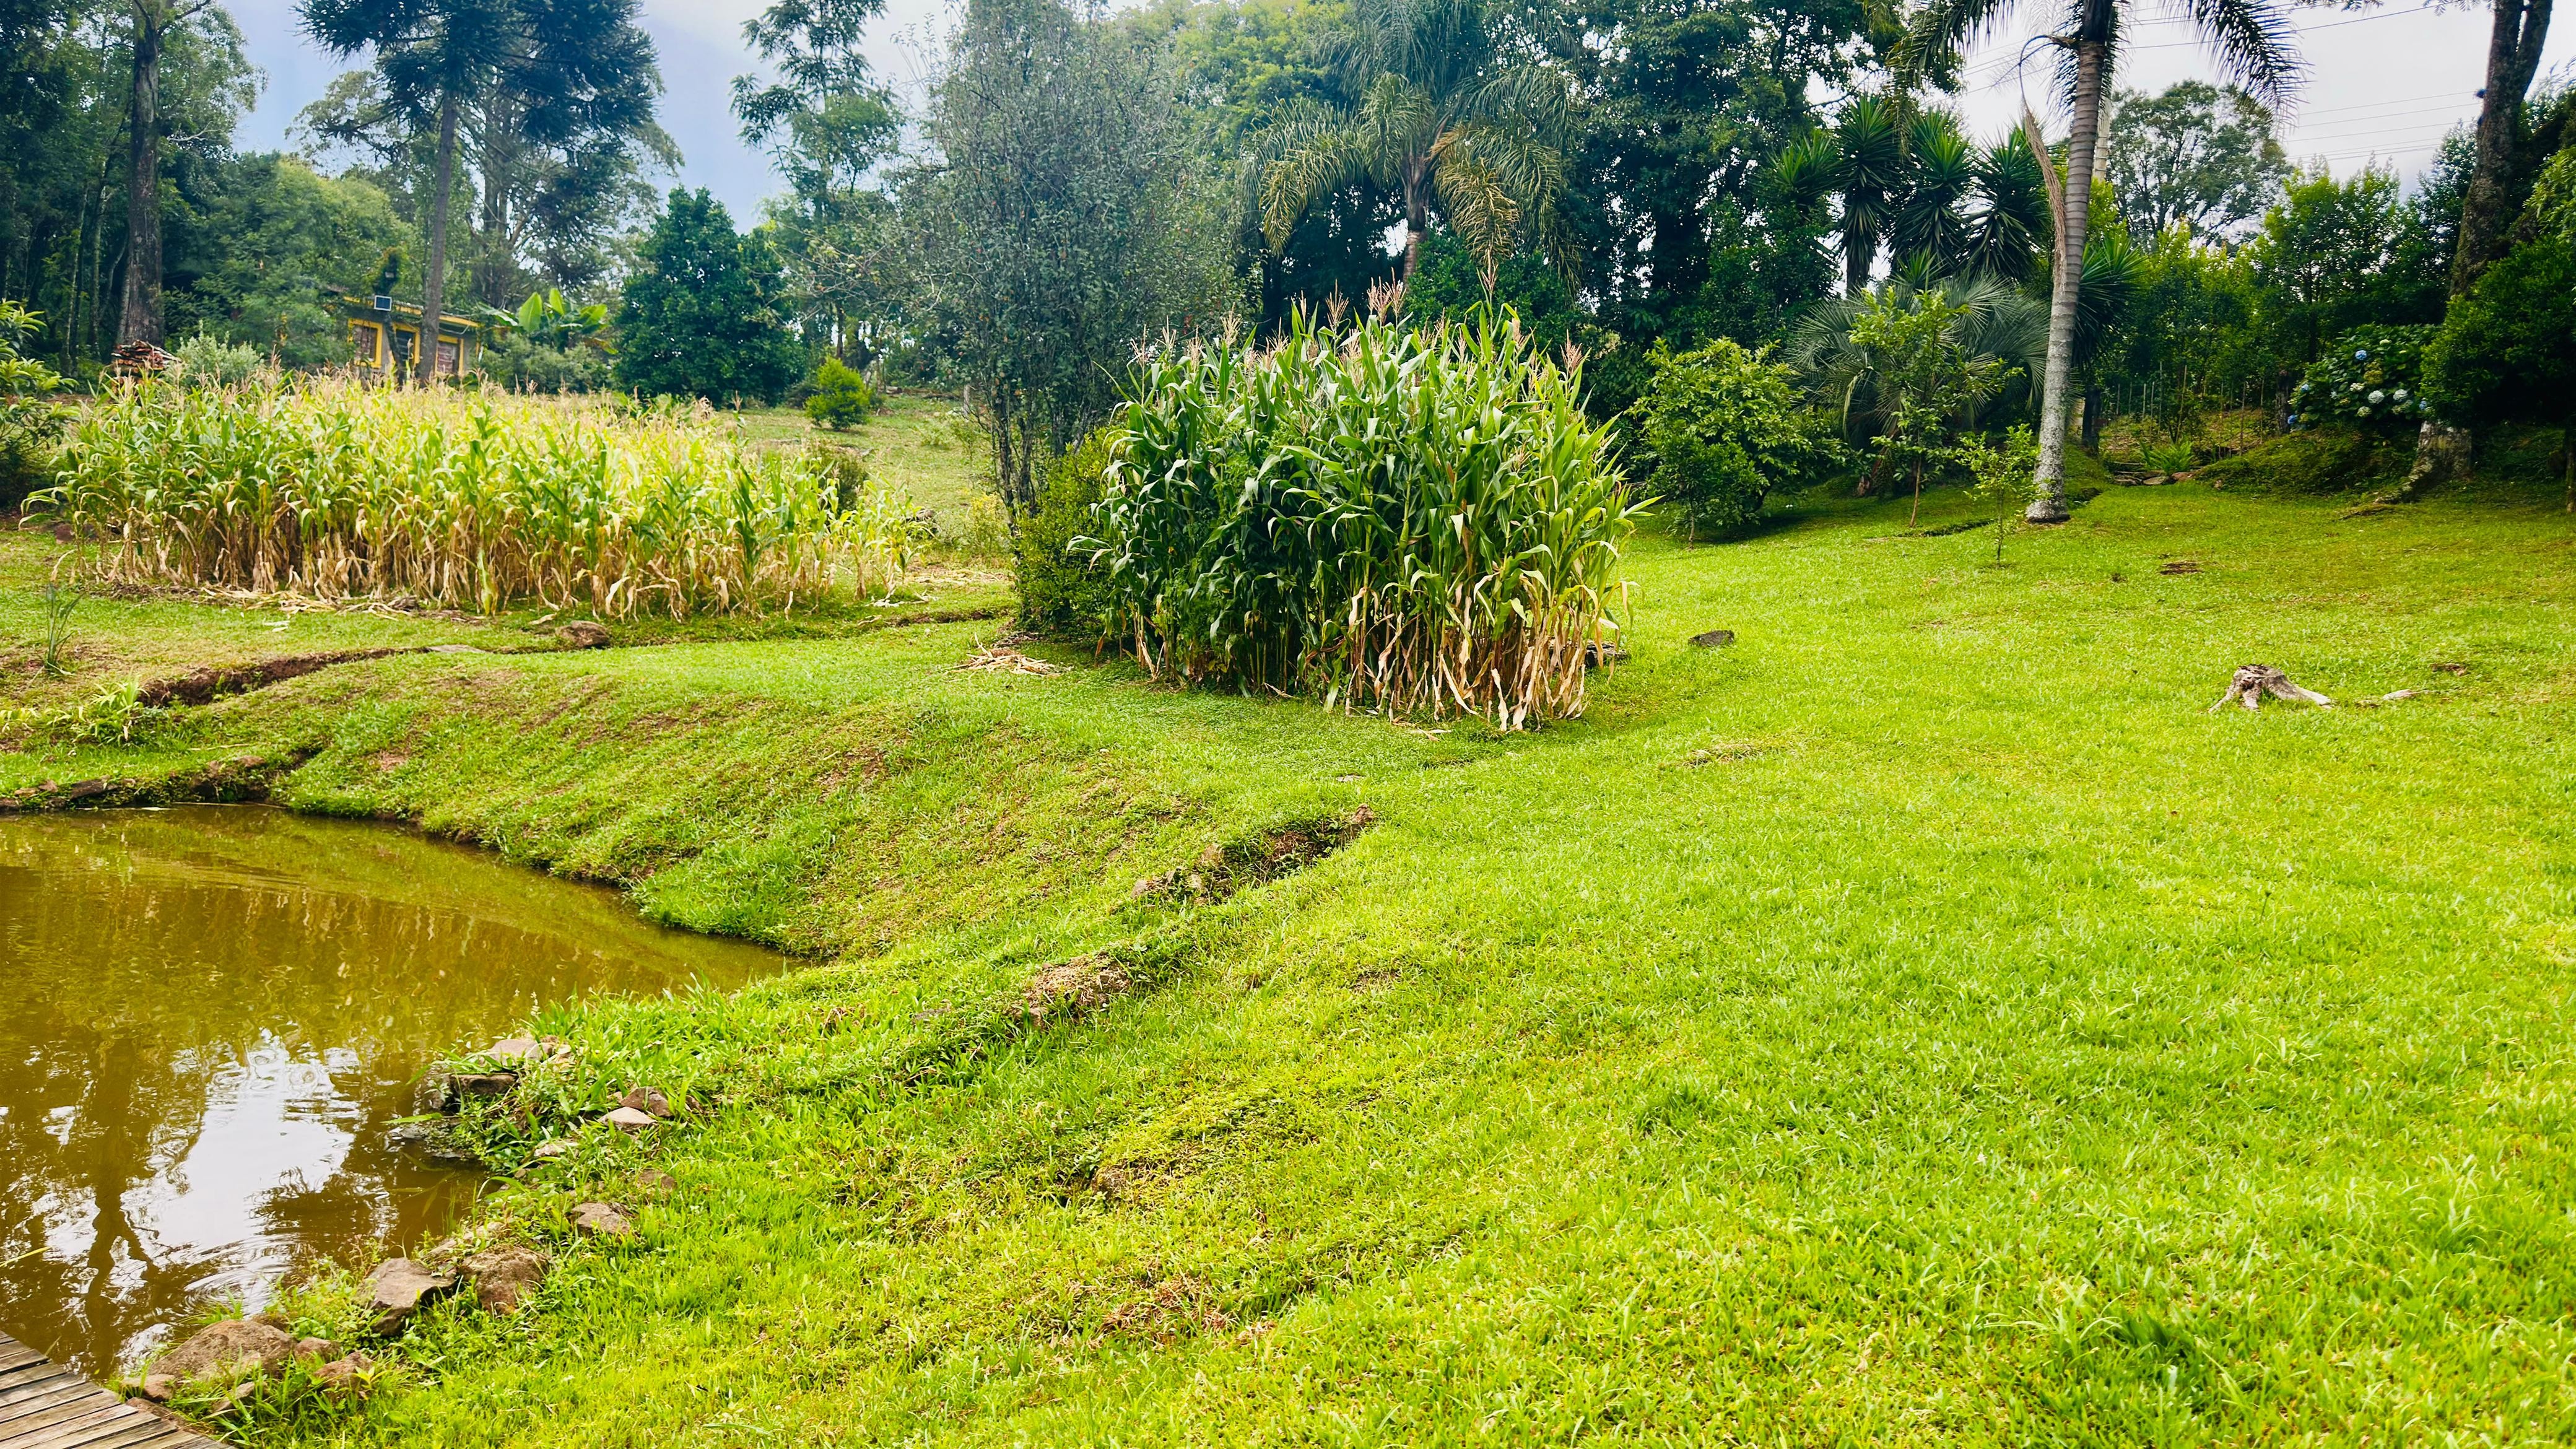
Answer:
(1889, 111, 1978, 274)
(1963, 127, 2050, 282)
(1900, 0, 2300, 520)
(1260, 0, 1572, 290)
(1775, 96, 1905, 295)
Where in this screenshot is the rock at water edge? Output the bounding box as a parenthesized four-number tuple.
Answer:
(139, 1318, 295, 1399)
(366, 1258, 458, 1334)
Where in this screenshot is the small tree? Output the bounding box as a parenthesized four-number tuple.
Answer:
(615, 190, 805, 404)
(1852, 291, 2014, 523)
(1956, 424, 2039, 564)
(1627, 338, 1835, 539)
(804, 357, 876, 429)
(910, 0, 1235, 515)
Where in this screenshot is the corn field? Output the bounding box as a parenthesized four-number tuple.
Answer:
(32, 380, 916, 618)
(1087, 309, 1640, 729)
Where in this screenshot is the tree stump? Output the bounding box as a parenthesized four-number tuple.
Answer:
(2209, 664, 2332, 712)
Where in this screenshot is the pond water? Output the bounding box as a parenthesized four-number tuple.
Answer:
(0, 806, 785, 1380)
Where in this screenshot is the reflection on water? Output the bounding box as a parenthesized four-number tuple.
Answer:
(0, 806, 785, 1378)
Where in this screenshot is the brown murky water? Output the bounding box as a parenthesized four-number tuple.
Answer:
(0, 806, 785, 1380)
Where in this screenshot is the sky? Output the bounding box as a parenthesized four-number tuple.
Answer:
(224, 0, 2576, 225)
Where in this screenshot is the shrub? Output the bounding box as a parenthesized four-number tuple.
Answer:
(2422, 234, 2575, 466)
(1627, 338, 1835, 537)
(32, 380, 916, 617)
(804, 358, 877, 430)
(0, 298, 66, 511)
(483, 334, 613, 394)
(1013, 430, 1112, 631)
(1085, 310, 1641, 728)
(172, 333, 266, 388)
(2292, 324, 2437, 434)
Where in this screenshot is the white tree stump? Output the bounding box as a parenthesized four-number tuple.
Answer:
(2210, 664, 2333, 712)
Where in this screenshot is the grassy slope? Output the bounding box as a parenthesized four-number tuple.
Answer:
(728, 391, 997, 536)
(12, 477, 2576, 1444)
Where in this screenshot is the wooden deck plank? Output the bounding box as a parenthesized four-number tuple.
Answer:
(0, 1336, 212, 1449)
(1, 1400, 134, 1445)
(22, 1412, 194, 1449)
(0, 1385, 98, 1425)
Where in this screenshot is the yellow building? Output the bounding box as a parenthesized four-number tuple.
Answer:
(334, 292, 482, 380)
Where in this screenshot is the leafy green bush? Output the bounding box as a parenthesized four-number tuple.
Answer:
(172, 333, 266, 388)
(2423, 235, 2575, 436)
(1014, 430, 1113, 631)
(0, 299, 66, 511)
(2292, 324, 2437, 433)
(1628, 338, 1837, 537)
(483, 334, 612, 394)
(804, 357, 878, 430)
(1087, 310, 1640, 728)
(615, 189, 804, 404)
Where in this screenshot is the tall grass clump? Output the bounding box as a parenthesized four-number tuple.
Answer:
(33, 379, 916, 617)
(1086, 308, 1640, 729)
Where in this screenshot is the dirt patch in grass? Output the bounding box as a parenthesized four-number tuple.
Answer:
(1098, 1276, 1230, 1342)
(1130, 806, 1377, 907)
(137, 648, 422, 707)
(1017, 952, 1134, 1024)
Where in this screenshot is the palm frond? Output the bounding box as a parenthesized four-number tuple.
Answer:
(1261, 113, 1373, 250)
(2174, 0, 2304, 106)
(1894, 0, 2029, 83)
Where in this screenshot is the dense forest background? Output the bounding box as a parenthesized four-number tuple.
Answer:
(2, 0, 2567, 488)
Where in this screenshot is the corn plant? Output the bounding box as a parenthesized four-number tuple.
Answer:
(1086, 309, 1642, 729)
(28, 380, 916, 618)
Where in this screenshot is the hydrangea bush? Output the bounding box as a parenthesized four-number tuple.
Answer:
(2292, 325, 2437, 433)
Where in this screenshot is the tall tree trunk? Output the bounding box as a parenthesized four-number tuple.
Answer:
(2453, 0, 2553, 294)
(476, 94, 520, 310)
(419, 88, 462, 388)
(2029, 37, 2108, 524)
(1844, 222, 1873, 297)
(115, 1, 166, 349)
(2406, 0, 2552, 497)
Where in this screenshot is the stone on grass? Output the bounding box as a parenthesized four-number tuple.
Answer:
(443, 1071, 518, 1109)
(531, 1138, 575, 1161)
(461, 1246, 551, 1313)
(636, 1167, 678, 1194)
(311, 1352, 373, 1399)
(555, 620, 612, 650)
(569, 1202, 634, 1238)
(619, 1085, 673, 1118)
(365, 1258, 458, 1334)
(140, 1318, 294, 1399)
(602, 1105, 657, 1133)
(291, 1336, 339, 1361)
(484, 1037, 550, 1067)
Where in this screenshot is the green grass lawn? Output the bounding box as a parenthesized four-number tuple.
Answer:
(727, 390, 1001, 540)
(9, 476, 2576, 1444)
